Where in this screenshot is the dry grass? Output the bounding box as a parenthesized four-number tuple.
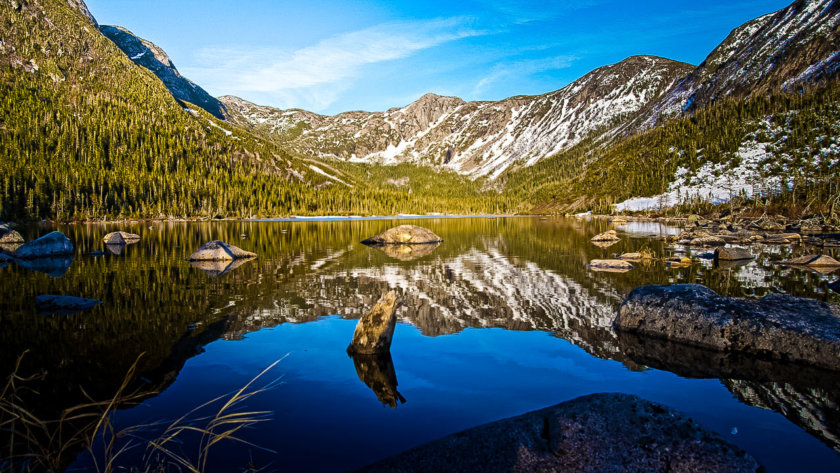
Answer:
(1, 352, 284, 473)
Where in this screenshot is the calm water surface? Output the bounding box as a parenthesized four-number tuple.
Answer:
(1, 217, 839, 472)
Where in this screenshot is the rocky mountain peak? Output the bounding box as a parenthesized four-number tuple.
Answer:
(100, 25, 227, 119)
(66, 0, 98, 26)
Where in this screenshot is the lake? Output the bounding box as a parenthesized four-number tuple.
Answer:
(1, 216, 839, 472)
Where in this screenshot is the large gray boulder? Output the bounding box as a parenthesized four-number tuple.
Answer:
(347, 291, 403, 355)
(357, 393, 761, 473)
(187, 240, 256, 261)
(615, 284, 840, 370)
(362, 225, 442, 246)
(14, 231, 73, 259)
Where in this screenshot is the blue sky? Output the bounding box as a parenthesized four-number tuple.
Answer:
(85, 0, 791, 115)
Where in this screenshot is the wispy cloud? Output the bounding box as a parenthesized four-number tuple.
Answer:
(183, 17, 487, 112)
(470, 55, 577, 97)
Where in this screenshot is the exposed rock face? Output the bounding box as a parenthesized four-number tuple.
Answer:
(357, 393, 761, 473)
(100, 26, 226, 119)
(222, 56, 692, 179)
(14, 232, 74, 259)
(588, 259, 633, 272)
(187, 241, 256, 261)
(103, 231, 140, 245)
(590, 230, 620, 242)
(35, 295, 102, 315)
(347, 291, 403, 355)
(616, 284, 840, 370)
(66, 0, 98, 26)
(714, 247, 753, 261)
(361, 225, 442, 246)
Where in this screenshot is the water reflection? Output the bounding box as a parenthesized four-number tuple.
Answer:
(371, 242, 440, 261)
(189, 257, 255, 277)
(15, 255, 74, 277)
(349, 352, 406, 408)
(1, 217, 839, 468)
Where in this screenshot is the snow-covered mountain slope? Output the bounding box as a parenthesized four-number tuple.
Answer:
(635, 0, 840, 131)
(100, 26, 227, 119)
(222, 56, 692, 179)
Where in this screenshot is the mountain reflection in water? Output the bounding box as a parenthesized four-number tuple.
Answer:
(1, 217, 838, 472)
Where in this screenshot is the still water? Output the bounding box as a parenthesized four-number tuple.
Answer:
(1, 217, 839, 472)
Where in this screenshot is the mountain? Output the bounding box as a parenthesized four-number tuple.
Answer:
(223, 56, 693, 179)
(100, 25, 227, 119)
(635, 0, 840, 130)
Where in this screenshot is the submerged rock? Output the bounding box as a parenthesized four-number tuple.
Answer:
(103, 231, 140, 245)
(362, 225, 442, 246)
(347, 291, 403, 355)
(615, 284, 840, 370)
(35, 295, 102, 315)
(357, 393, 761, 473)
(588, 259, 633, 272)
(714, 247, 753, 261)
(187, 240, 256, 261)
(14, 231, 73, 259)
(590, 230, 620, 242)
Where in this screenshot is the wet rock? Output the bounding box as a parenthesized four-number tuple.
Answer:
(187, 240, 256, 261)
(14, 231, 73, 259)
(619, 252, 653, 261)
(349, 352, 406, 408)
(781, 254, 840, 267)
(35, 295, 102, 315)
(372, 242, 440, 261)
(588, 259, 633, 272)
(666, 256, 692, 267)
(716, 259, 752, 271)
(714, 247, 753, 262)
(362, 225, 442, 246)
(591, 239, 619, 248)
(616, 284, 840, 370)
(347, 291, 403, 355)
(764, 232, 802, 244)
(105, 244, 125, 256)
(357, 393, 761, 473)
(103, 231, 140, 245)
(590, 230, 620, 242)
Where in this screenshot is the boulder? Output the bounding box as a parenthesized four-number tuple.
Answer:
(356, 393, 761, 473)
(781, 254, 840, 267)
(666, 256, 692, 267)
(588, 259, 633, 272)
(764, 233, 802, 244)
(619, 252, 653, 261)
(591, 239, 619, 248)
(187, 240, 256, 261)
(688, 235, 726, 247)
(615, 284, 840, 371)
(14, 231, 73, 259)
(347, 291, 403, 355)
(590, 230, 620, 242)
(0, 228, 24, 244)
(714, 247, 753, 262)
(103, 231, 140, 245)
(362, 225, 442, 246)
(35, 295, 102, 315)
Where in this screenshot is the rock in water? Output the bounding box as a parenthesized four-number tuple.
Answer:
(36, 295, 102, 315)
(714, 247, 753, 261)
(103, 231, 140, 245)
(588, 259, 634, 272)
(349, 352, 406, 408)
(347, 291, 403, 355)
(615, 284, 840, 371)
(0, 226, 24, 244)
(14, 231, 73, 259)
(781, 254, 840, 267)
(187, 240, 257, 261)
(374, 242, 440, 261)
(591, 230, 620, 242)
(362, 225, 442, 245)
(356, 393, 761, 473)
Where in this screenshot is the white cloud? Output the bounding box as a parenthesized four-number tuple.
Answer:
(183, 17, 486, 112)
(470, 55, 577, 96)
